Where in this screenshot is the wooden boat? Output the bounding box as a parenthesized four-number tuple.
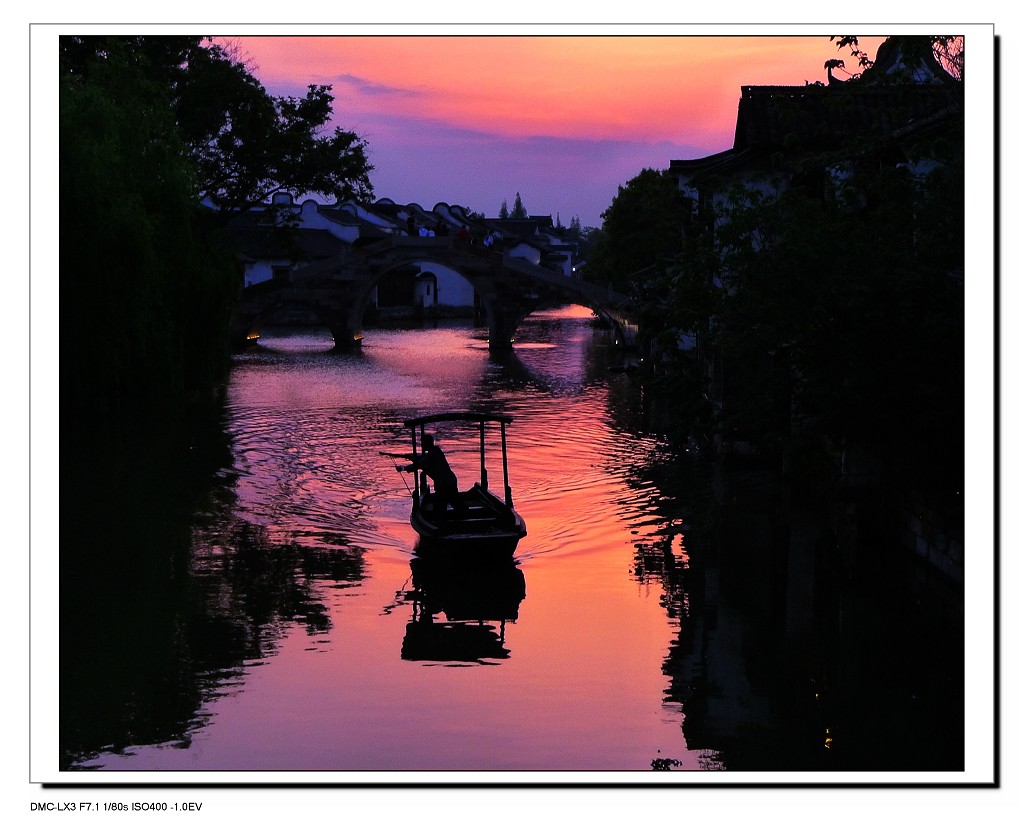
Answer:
(402, 412, 527, 558)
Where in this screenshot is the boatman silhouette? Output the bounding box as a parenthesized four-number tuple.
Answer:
(405, 434, 466, 517)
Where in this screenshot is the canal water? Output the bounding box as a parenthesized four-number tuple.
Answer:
(60, 306, 964, 778)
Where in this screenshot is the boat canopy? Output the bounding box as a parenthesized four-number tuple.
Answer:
(404, 411, 515, 508)
(403, 411, 513, 428)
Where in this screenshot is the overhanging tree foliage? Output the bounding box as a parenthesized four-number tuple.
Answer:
(178, 42, 374, 211)
(61, 36, 375, 212)
(60, 36, 375, 440)
(585, 168, 688, 293)
(692, 121, 964, 494)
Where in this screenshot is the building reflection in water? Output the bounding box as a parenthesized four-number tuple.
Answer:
(60, 314, 965, 774)
(623, 450, 965, 772)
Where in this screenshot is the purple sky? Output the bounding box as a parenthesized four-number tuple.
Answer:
(225, 34, 889, 227)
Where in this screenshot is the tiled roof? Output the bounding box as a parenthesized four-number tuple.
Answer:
(231, 198, 573, 259)
(732, 83, 959, 152)
(228, 227, 349, 262)
(366, 201, 404, 219)
(671, 80, 959, 189)
(669, 148, 755, 183)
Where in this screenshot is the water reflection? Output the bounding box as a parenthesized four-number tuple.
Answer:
(60, 309, 964, 774)
(617, 451, 965, 772)
(61, 440, 367, 769)
(401, 556, 527, 664)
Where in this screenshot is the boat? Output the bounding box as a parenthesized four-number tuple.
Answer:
(400, 412, 527, 558)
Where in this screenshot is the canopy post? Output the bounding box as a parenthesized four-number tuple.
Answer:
(501, 421, 513, 507)
(409, 425, 421, 503)
(479, 420, 488, 489)
(417, 425, 431, 497)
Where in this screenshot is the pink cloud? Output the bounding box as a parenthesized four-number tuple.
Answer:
(217, 34, 889, 225)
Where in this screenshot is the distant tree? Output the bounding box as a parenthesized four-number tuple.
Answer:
(573, 225, 604, 263)
(499, 199, 510, 219)
(511, 192, 528, 219)
(569, 215, 582, 235)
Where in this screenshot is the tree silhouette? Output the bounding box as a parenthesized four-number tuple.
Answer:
(60, 36, 376, 439)
(61, 37, 374, 214)
(585, 168, 687, 292)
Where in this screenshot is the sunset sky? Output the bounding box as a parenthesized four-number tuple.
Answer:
(218, 33, 889, 226)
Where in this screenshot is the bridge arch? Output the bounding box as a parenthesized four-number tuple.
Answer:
(228, 285, 341, 349)
(334, 255, 479, 342)
(231, 237, 636, 352)
(336, 254, 553, 352)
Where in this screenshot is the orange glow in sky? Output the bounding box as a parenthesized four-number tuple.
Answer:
(219, 34, 889, 225)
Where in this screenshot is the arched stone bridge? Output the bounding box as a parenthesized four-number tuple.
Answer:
(230, 235, 636, 351)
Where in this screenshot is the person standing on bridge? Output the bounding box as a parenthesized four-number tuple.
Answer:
(404, 434, 465, 518)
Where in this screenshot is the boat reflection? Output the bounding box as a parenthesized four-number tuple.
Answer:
(401, 554, 527, 664)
